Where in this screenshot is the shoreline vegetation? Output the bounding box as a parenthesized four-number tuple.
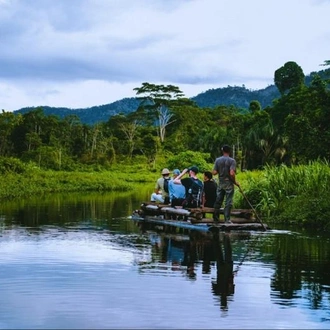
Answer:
(1, 72, 330, 230)
(1, 157, 330, 231)
(0, 160, 151, 199)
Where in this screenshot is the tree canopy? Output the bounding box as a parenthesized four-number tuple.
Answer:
(2, 60, 330, 171)
(274, 61, 305, 94)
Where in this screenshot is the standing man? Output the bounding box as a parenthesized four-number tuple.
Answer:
(150, 168, 171, 204)
(212, 145, 239, 223)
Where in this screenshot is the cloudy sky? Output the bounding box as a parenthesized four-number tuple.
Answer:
(0, 0, 329, 111)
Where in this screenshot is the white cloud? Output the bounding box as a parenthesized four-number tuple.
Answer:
(0, 0, 329, 110)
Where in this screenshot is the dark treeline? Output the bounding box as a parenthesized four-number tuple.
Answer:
(1, 61, 330, 172)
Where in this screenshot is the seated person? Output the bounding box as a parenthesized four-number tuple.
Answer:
(173, 166, 203, 208)
(150, 168, 171, 204)
(203, 171, 217, 208)
(168, 169, 186, 207)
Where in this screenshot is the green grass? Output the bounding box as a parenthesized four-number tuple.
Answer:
(1, 157, 330, 230)
(0, 160, 156, 200)
(235, 161, 330, 229)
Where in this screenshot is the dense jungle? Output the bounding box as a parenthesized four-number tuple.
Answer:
(1, 60, 330, 229)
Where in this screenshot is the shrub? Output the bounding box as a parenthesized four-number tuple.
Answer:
(0, 157, 27, 174)
(167, 151, 210, 172)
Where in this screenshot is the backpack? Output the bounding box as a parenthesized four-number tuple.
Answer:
(163, 177, 171, 194)
(183, 178, 203, 208)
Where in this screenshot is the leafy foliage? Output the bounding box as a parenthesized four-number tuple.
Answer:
(167, 151, 210, 173)
(0, 156, 27, 174)
(274, 61, 305, 94)
(191, 85, 280, 109)
(238, 161, 330, 228)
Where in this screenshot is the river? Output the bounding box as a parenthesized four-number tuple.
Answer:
(0, 188, 330, 329)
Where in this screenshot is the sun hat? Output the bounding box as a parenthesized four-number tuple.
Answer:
(161, 168, 170, 175)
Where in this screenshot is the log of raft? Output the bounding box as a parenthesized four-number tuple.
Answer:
(138, 202, 255, 221)
(133, 202, 268, 231)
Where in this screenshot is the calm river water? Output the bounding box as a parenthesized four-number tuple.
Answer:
(0, 187, 330, 329)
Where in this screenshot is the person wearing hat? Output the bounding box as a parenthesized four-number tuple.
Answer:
(168, 169, 186, 207)
(212, 145, 240, 223)
(173, 166, 203, 208)
(150, 168, 171, 204)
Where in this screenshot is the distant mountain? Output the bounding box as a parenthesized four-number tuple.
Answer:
(13, 86, 279, 125)
(13, 68, 329, 125)
(191, 68, 330, 109)
(191, 85, 280, 109)
(14, 97, 141, 125)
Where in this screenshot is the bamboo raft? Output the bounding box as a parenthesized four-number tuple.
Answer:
(131, 202, 268, 232)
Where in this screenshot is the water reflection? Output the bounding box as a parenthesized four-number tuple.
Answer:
(1, 191, 330, 328)
(137, 228, 242, 310)
(137, 220, 330, 322)
(0, 191, 146, 233)
(211, 233, 234, 310)
(268, 232, 330, 310)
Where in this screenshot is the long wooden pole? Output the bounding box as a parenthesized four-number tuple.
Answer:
(237, 185, 267, 231)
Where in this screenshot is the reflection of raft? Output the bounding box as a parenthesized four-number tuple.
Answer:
(132, 202, 268, 232)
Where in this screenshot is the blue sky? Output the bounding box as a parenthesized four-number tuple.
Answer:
(0, 0, 329, 110)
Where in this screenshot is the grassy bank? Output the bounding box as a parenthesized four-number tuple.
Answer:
(0, 159, 154, 199)
(236, 161, 330, 230)
(1, 157, 329, 230)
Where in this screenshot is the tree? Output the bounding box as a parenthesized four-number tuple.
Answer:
(0, 111, 22, 156)
(283, 76, 330, 162)
(138, 130, 159, 169)
(133, 82, 186, 143)
(242, 109, 286, 169)
(119, 120, 139, 159)
(249, 100, 262, 113)
(268, 71, 330, 164)
(274, 61, 305, 95)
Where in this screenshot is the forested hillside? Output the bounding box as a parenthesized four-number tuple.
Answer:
(191, 85, 280, 109)
(192, 68, 330, 109)
(15, 98, 140, 125)
(1, 61, 328, 173)
(13, 85, 280, 125)
(13, 68, 329, 125)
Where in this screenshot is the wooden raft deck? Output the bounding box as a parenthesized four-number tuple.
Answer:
(132, 202, 268, 232)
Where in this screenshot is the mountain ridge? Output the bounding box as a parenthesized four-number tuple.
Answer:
(13, 85, 279, 125)
(13, 68, 329, 125)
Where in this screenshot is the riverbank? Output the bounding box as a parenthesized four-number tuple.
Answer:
(1, 158, 330, 230)
(238, 161, 330, 230)
(0, 162, 153, 200)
